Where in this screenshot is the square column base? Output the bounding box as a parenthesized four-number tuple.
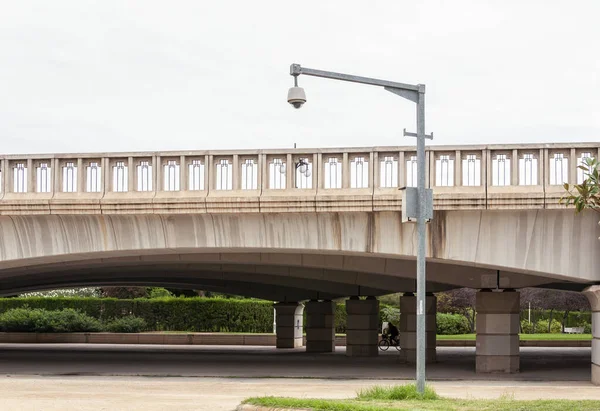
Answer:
(476, 355, 519, 373)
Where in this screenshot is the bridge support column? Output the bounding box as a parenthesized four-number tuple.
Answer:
(345, 296, 379, 357)
(305, 300, 336, 353)
(274, 302, 304, 348)
(583, 286, 600, 385)
(476, 289, 519, 373)
(399, 292, 437, 363)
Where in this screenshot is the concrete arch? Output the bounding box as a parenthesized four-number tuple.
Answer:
(0, 210, 597, 298)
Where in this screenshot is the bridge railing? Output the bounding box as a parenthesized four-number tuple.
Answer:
(0, 143, 597, 214)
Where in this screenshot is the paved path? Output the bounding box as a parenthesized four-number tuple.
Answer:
(0, 344, 591, 381)
(0, 376, 599, 411)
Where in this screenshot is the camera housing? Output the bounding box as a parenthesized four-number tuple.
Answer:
(287, 86, 306, 109)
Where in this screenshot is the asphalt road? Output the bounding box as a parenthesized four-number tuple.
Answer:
(0, 344, 591, 381)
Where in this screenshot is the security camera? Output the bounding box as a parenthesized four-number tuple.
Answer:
(287, 86, 306, 109)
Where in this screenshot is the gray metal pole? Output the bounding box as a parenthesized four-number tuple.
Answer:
(415, 85, 426, 394)
(287, 64, 430, 393)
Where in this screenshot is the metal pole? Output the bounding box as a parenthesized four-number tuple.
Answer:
(416, 85, 426, 394)
(287, 64, 430, 393)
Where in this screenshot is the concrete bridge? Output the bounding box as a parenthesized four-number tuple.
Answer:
(0, 142, 598, 383)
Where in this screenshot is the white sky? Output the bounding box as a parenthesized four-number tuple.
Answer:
(0, 1, 598, 154)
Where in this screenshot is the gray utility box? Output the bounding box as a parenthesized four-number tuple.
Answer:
(401, 187, 433, 223)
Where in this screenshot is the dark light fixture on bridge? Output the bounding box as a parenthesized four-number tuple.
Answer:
(278, 158, 311, 177)
(296, 158, 311, 177)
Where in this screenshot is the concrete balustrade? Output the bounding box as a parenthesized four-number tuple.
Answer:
(345, 296, 379, 357)
(476, 290, 520, 373)
(274, 302, 304, 348)
(399, 292, 437, 363)
(305, 300, 336, 353)
(0, 143, 597, 214)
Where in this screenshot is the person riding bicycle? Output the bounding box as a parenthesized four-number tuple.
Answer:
(388, 322, 399, 344)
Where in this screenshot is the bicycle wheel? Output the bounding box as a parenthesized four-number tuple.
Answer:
(394, 341, 401, 351)
(378, 339, 390, 351)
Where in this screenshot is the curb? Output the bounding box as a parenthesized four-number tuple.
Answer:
(0, 333, 590, 348)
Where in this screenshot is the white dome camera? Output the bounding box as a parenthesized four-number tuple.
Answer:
(287, 86, 306, 109)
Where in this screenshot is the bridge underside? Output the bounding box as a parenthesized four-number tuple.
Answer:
(0, 250, 593, 300)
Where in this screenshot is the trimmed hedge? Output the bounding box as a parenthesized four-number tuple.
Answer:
(0, 298, 395, 334)
(0, 298, 274, 333)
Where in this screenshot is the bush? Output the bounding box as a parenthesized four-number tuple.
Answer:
(436, 313, 470, 335)
(521, 320, 533, 334)
(583, 323, 592, 334)
(534, 319, 562, 334)
(0, 307, 46, 332)
(105, 316, 147, 333)
(148, 288, 173, 299)
(0, 308, 102, 333)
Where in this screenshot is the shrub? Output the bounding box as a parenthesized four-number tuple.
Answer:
(0, 307, 46, 332)
(105, 316, 147, 333)
(148, 288, 173, 299)
(520, 320, 533, 334)
(436, 313, 470, 335)
(583, 323, 592, 334)
(535, 319, 562, 334)
(50, 309, 103, 332)
(0, 308, 102, 332)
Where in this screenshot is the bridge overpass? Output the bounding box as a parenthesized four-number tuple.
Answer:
(0, 142, 598, 382)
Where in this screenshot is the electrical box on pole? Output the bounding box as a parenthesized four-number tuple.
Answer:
(401, 187, 433, 223)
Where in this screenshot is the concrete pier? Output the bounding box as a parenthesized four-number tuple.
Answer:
(476, 289, 520, 373)
(275, 302, 304, 348)
(346, 296, 379, 357)
(305, 300, 336, 353)
(399, 292, 437, 363)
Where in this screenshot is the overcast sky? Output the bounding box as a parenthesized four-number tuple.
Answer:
(0, 1, 598, 154)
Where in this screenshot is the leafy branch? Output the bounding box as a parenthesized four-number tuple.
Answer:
(560, 156, 600, 214)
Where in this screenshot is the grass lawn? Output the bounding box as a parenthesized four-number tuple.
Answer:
(244, 384, 600, 411)
(245, 397, 600, 411)
(437, 333, 592, 340)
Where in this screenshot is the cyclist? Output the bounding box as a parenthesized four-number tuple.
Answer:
(388, 322, 399, 344)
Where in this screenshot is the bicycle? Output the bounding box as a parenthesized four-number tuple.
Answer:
(378, 333, 401, 351)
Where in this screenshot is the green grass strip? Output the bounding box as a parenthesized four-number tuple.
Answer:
(245, 396, 600, 411)
(436, 333, 592, 341)
(244, 384, 600, 411)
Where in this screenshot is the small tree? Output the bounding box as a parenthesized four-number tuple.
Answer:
(436, 288, 476, 332)
(561, 156, 599, 214)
